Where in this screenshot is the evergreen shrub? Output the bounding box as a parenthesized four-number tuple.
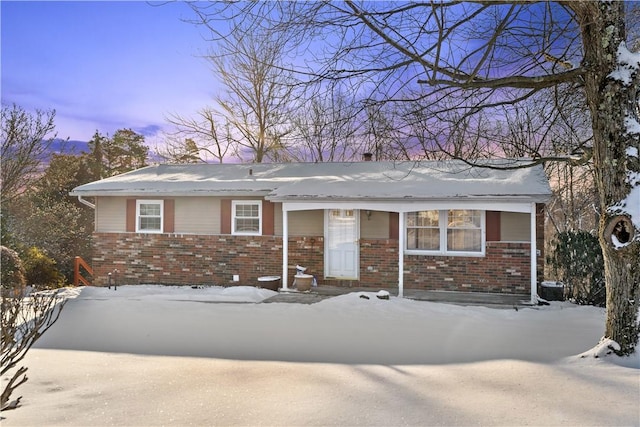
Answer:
(547, 230, 605, 306)
(21, 247, 65, 289)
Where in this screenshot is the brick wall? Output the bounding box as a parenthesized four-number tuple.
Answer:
(92, 233, 533, 294)
(404, 242, 531, 294)
(92, 233, 284, 286)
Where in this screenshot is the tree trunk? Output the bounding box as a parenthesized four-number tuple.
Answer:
(577, 1, 640, 355)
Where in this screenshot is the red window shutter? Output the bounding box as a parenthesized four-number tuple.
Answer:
(389, 212, 399, 240)
(126, 199, 136, 232)
(221, 199, 231, 234)
(164, 199, 175, 233)
(486, 211, 501, 241)
(262, 201, 275, 235)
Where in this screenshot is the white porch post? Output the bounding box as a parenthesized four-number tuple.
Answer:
(530, 202, 537, 304)
(282, 208, 289, 290)
(398, 211, 405, 298)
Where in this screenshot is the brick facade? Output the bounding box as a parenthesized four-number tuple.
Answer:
(92, 233, 284, 286)
(404, 242, 531, 294)
(92, 233, 539, 294)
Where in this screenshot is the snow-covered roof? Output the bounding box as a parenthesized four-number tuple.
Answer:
(69, 159, 552, 202)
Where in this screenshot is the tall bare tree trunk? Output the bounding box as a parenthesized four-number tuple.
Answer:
(578, 1, 640, 354)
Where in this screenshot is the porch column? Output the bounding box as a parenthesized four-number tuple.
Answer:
(398, 211, 404, 298)
(282, 208, 289, 290)
(530, 202, 537, 304)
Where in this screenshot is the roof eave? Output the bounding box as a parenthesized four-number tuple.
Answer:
(266, 194, 552, 204)
(69, 191, 551, 204)
(69, 190, 272, 197)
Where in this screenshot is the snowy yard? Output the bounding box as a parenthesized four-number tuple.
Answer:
(3, 285, 639, 426)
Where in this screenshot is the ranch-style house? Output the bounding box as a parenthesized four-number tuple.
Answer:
(70, 158, 552, 302)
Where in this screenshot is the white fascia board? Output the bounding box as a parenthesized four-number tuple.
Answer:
(281, 200, 536, 213)
(69, 190, 271, 197)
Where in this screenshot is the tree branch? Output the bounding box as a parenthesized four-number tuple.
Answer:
(419, 67, 584, 89)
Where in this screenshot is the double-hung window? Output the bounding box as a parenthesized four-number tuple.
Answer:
(447, 210, 482, 252)
(136, 200, 163, 233)
(406, 209, 484, 255)
(406, 210, 441, 251)
(232, 200, 262, 235)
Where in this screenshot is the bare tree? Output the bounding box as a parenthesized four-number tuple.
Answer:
(164, 109, 236, 163)
(398, 98, 500, 161)
(1, 246, 67, 411)
(157, 137, 204, 164)
(174, 15, 296, 163)
(361, 101, 410, 161)
(190, 1, 640, 354)
(1, 104, 57, 205)
(288, 84, 360, 162)
(213, 27, 296, 162)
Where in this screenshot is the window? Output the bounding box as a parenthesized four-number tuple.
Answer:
(136, 200, 163, 233)
(405, 209, 484, 255)
(232, 200, 262, 235)
(406, 210, 440, 251)
(447, 210, 482, 252)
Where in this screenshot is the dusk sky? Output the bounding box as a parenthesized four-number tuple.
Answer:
(1, 1, 218, 147)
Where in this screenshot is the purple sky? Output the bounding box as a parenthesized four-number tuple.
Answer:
(1, 1, 217, 146)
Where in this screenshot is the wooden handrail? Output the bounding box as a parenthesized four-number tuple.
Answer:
(74, 256, 94, 286)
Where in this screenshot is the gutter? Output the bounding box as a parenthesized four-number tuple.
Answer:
(77, 195, 95, 209)
(269, 195, 552, 204)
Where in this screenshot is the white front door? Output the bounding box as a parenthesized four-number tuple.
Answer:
(325, 209, 359, 279)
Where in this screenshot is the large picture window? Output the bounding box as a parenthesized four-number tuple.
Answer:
(406, 209, 484, 255)
(232, 200, 262, 235)
(136, 200, 163, 233)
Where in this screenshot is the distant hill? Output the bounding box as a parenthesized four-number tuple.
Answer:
(49, 139, 90, 155)
(45, 138, 162, 165)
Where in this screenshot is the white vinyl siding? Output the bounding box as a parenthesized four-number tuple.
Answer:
(501, 212, 530, 241)
(95, 197, 126, 232)
(174, 197, 219, 234)
(360, 210, 390, 239)
(275, 209, 323, 236)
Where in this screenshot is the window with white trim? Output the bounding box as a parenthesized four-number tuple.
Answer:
(406, 209, 484, 255)
(406, 210, 440, 251)
(136, 200, 163, 233)
(232, 200, 262, 235)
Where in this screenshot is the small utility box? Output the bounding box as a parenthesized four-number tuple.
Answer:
(540, 281, 565, 301)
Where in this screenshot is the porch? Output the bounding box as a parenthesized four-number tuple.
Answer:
(263, 286, 528, 308)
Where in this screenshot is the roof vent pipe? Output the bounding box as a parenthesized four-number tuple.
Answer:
(363, 152, 373, 161)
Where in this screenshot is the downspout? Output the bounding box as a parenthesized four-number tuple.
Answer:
(77, 195, 95, 209)
(530, 202, 537, 305)
(398, 211, 404, 298)
(282, 208, 289, 290)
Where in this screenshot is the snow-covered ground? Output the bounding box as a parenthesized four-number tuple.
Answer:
(2, 285, 639, 426)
